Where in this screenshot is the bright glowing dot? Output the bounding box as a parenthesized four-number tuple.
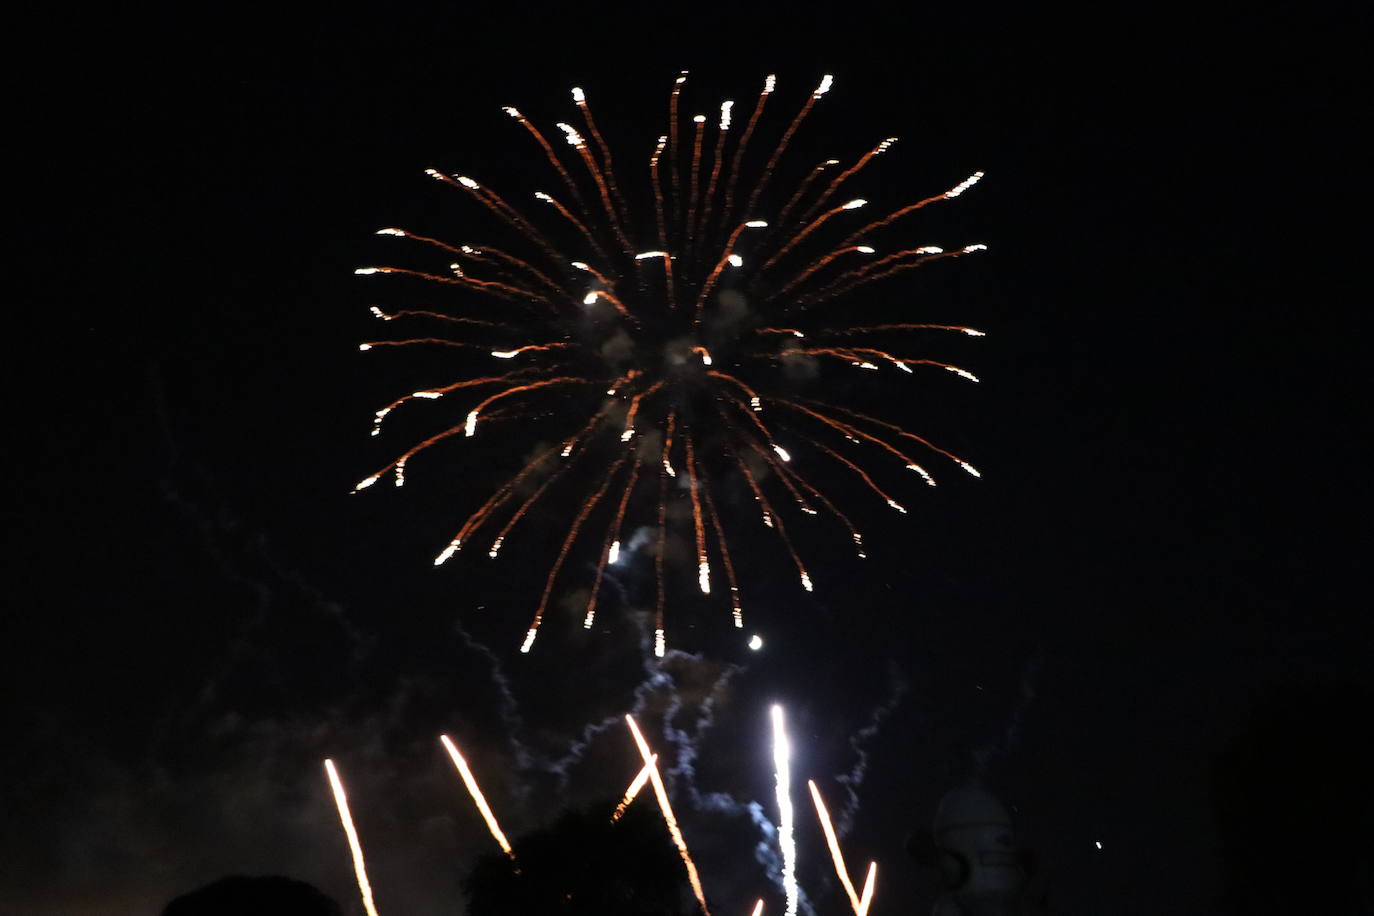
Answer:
(841, 198, 867, 210)
(957, 460, 982, 477)
(571, 261, 590, 270)
(502, 106, 522, 118)
(663, 459, 677, 477)
(749, 634, 763, 650)
(354, 267, 381, 275)
(556, 123, 584, 147)
(676, 71, 688, 85)
(886, 499, 907, 514)
(435, 542, 459, 565)
(800, 572, 813, 591)
(358, 344, 372, 351)
(413, 390, 442, 399)
(856, 245, 876, 254)
(963, 243, 988, 253)
(561, 442, 574, 457)
(608, 540, 621, 564)
(962, 327, 987, 336)
(654, 628, 666, 658)
(693, 114, 706, 123)
(375, 228, 405, 236)
(519, 628, 537, 653)
(457, 176, 479, 189)
(635, 250, 669, 260)
(773, 445, 792, 463)
(488, 536, 504, 559)
(727, 253, 744, 267)
(745, 219, 769, 228)
(698, 559, 710, 593)
(620, 428, 634, 442)
(393, 459, 406, 486)
(449, 263, 465, 276)
(814, 74, 833, 97)
(353, 475, 380, 492)
(895, 361, 913, 373)
(750, 396, 762, 410)
(465, 410, 478, 437)
(368, 306, 389, 319)
(1095, 841, 1103, 850)
(583, 292, 598, 305)
(916, 246, 943, 254)
(491, 350, 519, 359)
(945, 366, 980, 382)
(719, 100, 734, 129)
(424, 168, 442, 178)
(856, 361, 879, 370)
(571, 86, 585, 103)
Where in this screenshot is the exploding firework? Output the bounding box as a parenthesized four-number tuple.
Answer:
(354, 72, 986, 655)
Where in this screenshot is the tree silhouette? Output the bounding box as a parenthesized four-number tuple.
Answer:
(464, 799, 693, 916)
(161, 874, 342, 916)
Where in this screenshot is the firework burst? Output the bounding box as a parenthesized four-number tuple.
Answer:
(354, 72, 986, 655)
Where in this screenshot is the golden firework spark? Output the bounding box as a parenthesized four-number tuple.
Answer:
(439, 734, 517, 865)
(610, 753, 657, 823)
(808, 779, 862, 914)
(625, 714, 711, 914)
(323, 759, 381, 916)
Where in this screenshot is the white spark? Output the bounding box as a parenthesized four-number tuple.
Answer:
(571, 86, 585, 103)
(491, 350, 519, 359)
(773, 445, 792, 463)
(907, 464, 937, 486)
(745, 219, 769, 228)
(962, 327, 987, 336)
(353, 475, 380, 492)
(354, 267, 381, 275)
(772, 705, 798, 916)
(727, 253, 744, 267)
(945, 170, 984, 197)
(856, 245, 876, 254)
(358, 344, 373, 351)
(434, 542, 460, 565)
(814, 74, 834, 97)
(457, 176, 479, 189)
(654, 628, 666, 658)
(800, 572, 813, 592)
(519, 627, 537, 653)
(375, 228, 405, 236)
(608, 540, 621, 564)
(945, 366, 980, 382)
(719, 101, 734, 129)
(465, 410, 478, 437)
(962, 243, 988, 253)
(886, 499, 907, 514)
(412, 390, 442, 399)
(698, 559, 711, 594)
(842, 198, 867, 210)
(958, 460, 982, 477)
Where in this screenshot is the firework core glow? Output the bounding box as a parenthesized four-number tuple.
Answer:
(439, 735, 517, 863)
(323, 759, 381, 916)
(353, 72, 987, 654)
(771, 705, 798, 916)
(625, 715, 711, 914)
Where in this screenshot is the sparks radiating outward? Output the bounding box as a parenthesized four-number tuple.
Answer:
(323, 759, 382, 916)
(771, 704, 798, 916)
(354, 73, 986, 655)
(439, 735, 518, 864)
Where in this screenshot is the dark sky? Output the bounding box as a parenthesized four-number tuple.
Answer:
(7, 3, 1368, 915)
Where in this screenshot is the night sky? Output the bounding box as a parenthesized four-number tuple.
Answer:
(8, 4, 1369, 915)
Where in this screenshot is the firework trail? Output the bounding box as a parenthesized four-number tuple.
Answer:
(610, 753, 657, 822)
(626, 713, 712, 914)
(807, 780, 862, 915)
(771, 705, 798, 916)
(439, 734, 518, 865)
(354, 72, 987, 654)
(323, 759, 381, 916)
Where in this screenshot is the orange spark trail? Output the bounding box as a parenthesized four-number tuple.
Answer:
(685, 436, 710, 593)
(557, 122, 635, 256)
(835, 171, 983, 248)
(745, 74, 832, 217)
(502, 105, 586, 209)
(466, 376, 593, 438)
(583, 458, 642, 628)
(772, 157, 840, 237)
(625, 715, 711, 915)
(795, 137, 897, 229)
(610, 753, 657, 823)
(427, 171, 569, 269)
(759, 197, 867, 273)
(667, 71, 688, 243)
(662, 411, 678, 477)
(770, 244, 876, 301)
(777, 399, 939, 489)
(721, 74, 775, 228)
(323, 759, 382, 916)
(696, 220, 768, 320)
(433, 445, 560, 563)
(521, 456, 626, 654)
(366, 304, 502, 328)
(686, 114, 707, 254)
(695, 100, 732, 243)
(439, 735, 517, 864)
(802, 246, 983, 307)
(533, 191, 612, 264)
(808, 780, 862, 914)
(635, 249, 677, 311)
(649, 134, 670, 251)
(653, 455, 669, 657)
(699, 481, 743, 626)
(572, 87, 632, 230)
(725, 443, 813, 591)
(801, 398, 980, 477)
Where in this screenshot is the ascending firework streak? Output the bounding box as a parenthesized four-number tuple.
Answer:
(808, 780, 877, 916)
(353, 72, 987, 656)
(771, 705, 799, 916)
(625, 715, 712, 915)
(323, 759, 381, 916)
(440, 734, 518, 866)
(857, 862, 876, 916)
(610, 753, 657, 822)
(749, 900, 765, 916)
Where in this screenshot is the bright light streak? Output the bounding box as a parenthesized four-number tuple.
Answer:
(353, 475, 380, 492)
(354, 267, 381, 275)
(608, 539, 621, 564)
(624, 715, 711, 914)
(748, 633, 763, 650)
(439, 735, 517, 863)
(857, 862, 876, 916)
(323, 759, 381, 916)
(719, 100, 734, 129)
(491, 350, 519, 359)
(727, 253, 744, 267)
(698, 558, 711, 593)
(745, 219, 768, 228)
(962, 243, 988, 253)
(654, 627, 666, 658)
(772, 445, 792, 462)
(375, 228, 405, 236)
(457, 176, 479, 189)
(841, 198, 867, 210)
(635, 250, 669, 260)
(750, 902, 764, 916)
(944, 366, 979, 382)
(611, 753, 657, 822)
(957, 460, 982, 477)
(809, 780, 861, 914)
(771, 705, 798, 916)
(800, 571, 813, 591)
(814, 74, 834, 97)
(520, 627, 537, 653)
(945, 170, 984, 197)
(434, 541, 459, 565)
(464, 410, 478, 437)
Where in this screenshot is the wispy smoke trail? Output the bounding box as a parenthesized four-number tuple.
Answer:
(835, 662, 909, 836)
